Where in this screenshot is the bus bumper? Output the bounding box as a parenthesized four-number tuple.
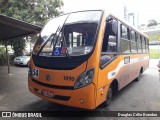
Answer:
(28, 77, 96, 109)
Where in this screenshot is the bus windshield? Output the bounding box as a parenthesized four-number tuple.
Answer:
(33, 10, 102, 57)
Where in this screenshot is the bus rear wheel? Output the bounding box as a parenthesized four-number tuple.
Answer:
(134, 69, 142, 82)
(136, 73, 141, 81)
(103, 85, 113, 106)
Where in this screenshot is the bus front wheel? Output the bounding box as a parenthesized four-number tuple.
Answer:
(104, 85, 113, 106)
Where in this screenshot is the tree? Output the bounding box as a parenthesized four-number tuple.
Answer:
(0, 0, 63, 56)
(0, 0, 64, 26)
(147, 19, 158, 27)
(140, 24, 146, 27)
(0, 36, 26, 57)
(0, 0, 8, 6)
(11, 38, 26, 56)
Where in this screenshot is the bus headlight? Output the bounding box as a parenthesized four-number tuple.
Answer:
(74, 68, 94, 89)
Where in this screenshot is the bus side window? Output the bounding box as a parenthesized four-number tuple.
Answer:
(102, 18, 118, 53)
(121, 25, 131, 53)
(101, 17, 118, 66)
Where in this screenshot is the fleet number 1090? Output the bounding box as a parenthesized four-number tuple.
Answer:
(64, 76, 75, 81)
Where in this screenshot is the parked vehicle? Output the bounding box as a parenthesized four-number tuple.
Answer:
(14, 56, 30, 66)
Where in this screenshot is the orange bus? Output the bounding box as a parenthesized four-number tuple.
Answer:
(28, 10, 149, 109)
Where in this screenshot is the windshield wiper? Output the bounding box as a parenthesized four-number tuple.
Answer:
(52, 14, 71, 59)
(51, 26, 70, 59)
(62, 32, 70, 59)
(37, 25, 61, 56)
(50, 26, 61, 47)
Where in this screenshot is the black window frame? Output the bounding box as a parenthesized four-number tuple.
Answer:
(130, 29, 137, 53)
(101, 16, 118, 55)
(120, 24, 131, 54)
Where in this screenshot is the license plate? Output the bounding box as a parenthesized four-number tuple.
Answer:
(42, 90, 54, 98)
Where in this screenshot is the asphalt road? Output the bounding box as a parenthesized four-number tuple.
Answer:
(0, 59, 160, 119)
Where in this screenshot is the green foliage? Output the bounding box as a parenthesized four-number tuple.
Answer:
(0, 0, 64, 26)
(148, 34, 160, 41)
(28, 34, 38, 44)
(0, 37, 26, 57)
(11, 37, 26, 56)
(0, 0, 63, 57)
(147, 19, 158, 27)
(0, 47, 6, 65)
(145, 31, 160, 41)
(150, 49, 160, 59)
(140, 24, 146, 27)
(0, 47, 15, 65)
(0, 47, 5, 53)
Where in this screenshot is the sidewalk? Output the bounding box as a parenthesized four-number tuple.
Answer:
(149, 59, 160, 68)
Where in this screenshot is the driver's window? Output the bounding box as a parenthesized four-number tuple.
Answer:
(100, 16, 118, 67)
(102, 17, 118, 53)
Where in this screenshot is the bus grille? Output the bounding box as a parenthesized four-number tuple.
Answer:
(31, 78, 74, 90)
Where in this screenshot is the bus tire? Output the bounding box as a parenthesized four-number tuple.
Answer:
(104, 85, 113, 106)
(134, 71, 141, 82)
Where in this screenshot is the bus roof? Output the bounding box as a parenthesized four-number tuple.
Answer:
(63, 10, 148, 39)
(105, 12, 149, 39)
(47, 9, 148, 39)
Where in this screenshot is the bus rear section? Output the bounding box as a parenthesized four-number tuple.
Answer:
(28, 10, 103, 109)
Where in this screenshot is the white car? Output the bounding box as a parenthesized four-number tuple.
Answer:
(14, 56, 30, 66)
